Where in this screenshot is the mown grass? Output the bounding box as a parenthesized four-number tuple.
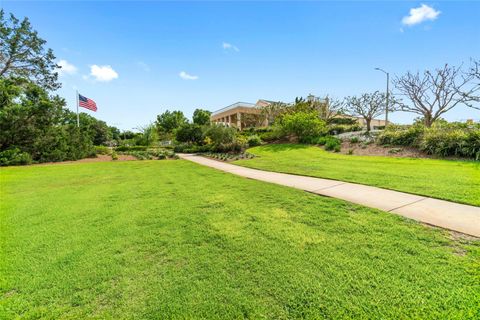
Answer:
(234, 144, 480, 206)
(1, 160, 479, 319)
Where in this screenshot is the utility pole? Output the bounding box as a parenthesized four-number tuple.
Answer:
(375, 68, 390, 126)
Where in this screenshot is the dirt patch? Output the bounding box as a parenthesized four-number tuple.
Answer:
(32, 154, 137, 166)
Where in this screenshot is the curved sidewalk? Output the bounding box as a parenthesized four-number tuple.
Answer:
(179, 154, 480, 237)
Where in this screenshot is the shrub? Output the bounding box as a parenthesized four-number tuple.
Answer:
(247, 135, 262, 147)
(328, 124, 362, 135)
(0, 148, 32, 166)
(204, 125, 237, 145)
(111, 151, 118, 160)
(349, 137, 359, 144)
(258, 126, 285, 142)
(328, 117, 358, 125)
(280, 112, 327, 141)
(316, 136, 340, 147)
(175, 124, 204, 144)
(325, 138, 341, 151)
(377, 125, 424, 146)
(420, 128, 480, 159)
(378, 122, 480, 159)
(116, 145, 148, 152)
(95, 145, 111, 155)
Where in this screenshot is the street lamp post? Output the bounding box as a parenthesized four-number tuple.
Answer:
(375, 67, 389, 126)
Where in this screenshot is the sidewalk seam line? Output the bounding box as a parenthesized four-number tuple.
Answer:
(388, 198, 427, 212)
(311, 183, 347, 193)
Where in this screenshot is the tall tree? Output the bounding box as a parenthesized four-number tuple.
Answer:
(192, 108, 211, 125)
(156, 110, 187, 134)
(0, 10, 59, 90)
(344, 91, 387, 131)
(394, 64, 473, 126)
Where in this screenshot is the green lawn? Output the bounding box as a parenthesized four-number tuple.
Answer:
(234, 144, 480, 206)
(1, 160, 479, 319)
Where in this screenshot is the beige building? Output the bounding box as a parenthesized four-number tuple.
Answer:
(211, 98, 387, 130)
(210, 100, 272, 130)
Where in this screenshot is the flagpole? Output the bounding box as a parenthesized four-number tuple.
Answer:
(76, 90, 79, 128)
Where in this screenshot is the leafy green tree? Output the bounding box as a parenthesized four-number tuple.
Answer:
(0, 78, 94, 163)
(0, 10, 59, 90)
(175, 124, 204, 144)
(156, 110, 187, 134)
(204, 125, 237, 145)
(280, 112, 327, 140)
(136, 123, 159, 146)
(192, 109, 211, 125)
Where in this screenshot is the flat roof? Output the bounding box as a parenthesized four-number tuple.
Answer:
(211, 102, 256, 116)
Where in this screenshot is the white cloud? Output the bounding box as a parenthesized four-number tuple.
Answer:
(222, 42, 239, 52)
(402, 4, 441, 26)
(179, 71, 198, 80)
(57, 59, 77, 76)
(89, 65, 119, 82)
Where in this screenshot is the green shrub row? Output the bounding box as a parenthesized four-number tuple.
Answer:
(377, 123, 480, 159)
(203, 152, 256, 161)
(0, 148, 33, 166)
(327, 124, 362, 135)
(121, 149, 177, 160)
(115, 145, 148, 152)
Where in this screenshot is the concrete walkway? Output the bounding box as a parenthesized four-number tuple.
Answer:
(179, 154, 480, 237)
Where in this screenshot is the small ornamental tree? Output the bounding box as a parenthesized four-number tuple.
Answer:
(344, 91, 387, 132)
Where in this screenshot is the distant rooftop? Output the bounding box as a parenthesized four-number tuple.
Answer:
(211, 102, 257, 116)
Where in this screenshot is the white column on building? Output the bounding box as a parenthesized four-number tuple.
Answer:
(236, 112, 241, 130)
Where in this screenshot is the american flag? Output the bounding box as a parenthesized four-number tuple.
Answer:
(78, 94, 97, 112)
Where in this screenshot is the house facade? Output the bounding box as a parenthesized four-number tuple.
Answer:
(210, 100, 272, 130)
(210, 98, 388, 130)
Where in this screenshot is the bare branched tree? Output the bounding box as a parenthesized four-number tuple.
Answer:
(260, 101, 289, 124)
(321, 96, 345, 123)
(459, 59, 480, 110)
(394, 64, 474, 126)
(344, 91, 386, 131)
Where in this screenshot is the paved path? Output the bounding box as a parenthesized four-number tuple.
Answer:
(179, 154, 480, 237)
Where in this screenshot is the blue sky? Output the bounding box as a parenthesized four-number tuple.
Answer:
(2, 1, 479, 129)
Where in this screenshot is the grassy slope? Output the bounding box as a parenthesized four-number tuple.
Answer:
(234, 144, 480, 206)
(1, 160, 479, 319)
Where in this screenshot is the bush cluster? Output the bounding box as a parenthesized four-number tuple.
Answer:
(327, 124, 362, 135)
(377, 124, 425, 146)
(280, 112, 327, 142)
(115, 145, 148, 152)
(203, 152, 256, 161)
(173, 124, 253, 153)
(377, 122, 480, 159)
(121, 149, 177, 160)
(0, 148, 33, 166)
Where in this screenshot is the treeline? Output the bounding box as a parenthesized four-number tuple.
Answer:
(0, 11, 120, 165)
(0, 78, 120, 165)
